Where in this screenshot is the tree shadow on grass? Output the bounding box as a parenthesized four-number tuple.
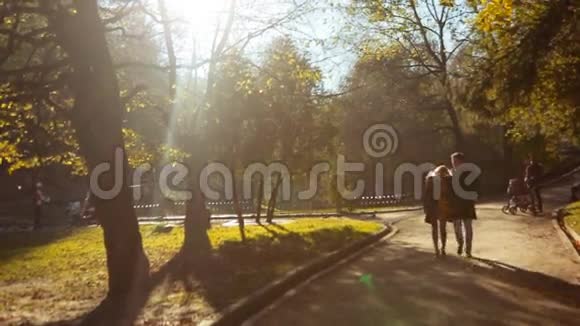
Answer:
(47, 226, 373, 325)
(267, 221, 293, 233)
(255, 221, 295, 240)
(133, 226, 372, 324)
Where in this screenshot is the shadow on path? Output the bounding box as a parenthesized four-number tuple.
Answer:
(251, 242, 580, 326)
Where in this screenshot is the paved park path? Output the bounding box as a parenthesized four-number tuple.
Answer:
(246, 188, 580, 325)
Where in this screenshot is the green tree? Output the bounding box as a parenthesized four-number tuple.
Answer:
(0, 1, 167, 321)
(459, 0, 579, 156)
(337, 50, 459, 196)
(349, 0, 477, 150)
(257, 37, 330, 221)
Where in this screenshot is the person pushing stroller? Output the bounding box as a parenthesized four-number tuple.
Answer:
(502, 178, 533, 215)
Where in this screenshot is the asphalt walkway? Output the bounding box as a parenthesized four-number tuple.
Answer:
(247, 191, 580, 325)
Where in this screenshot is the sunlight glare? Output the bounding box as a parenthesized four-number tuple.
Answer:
(168, 0, 228, 30)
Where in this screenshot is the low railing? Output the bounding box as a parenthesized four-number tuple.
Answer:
(355, 194, 416, 208)
(133, 199, 256, 217)
(1, 193, 418, 225)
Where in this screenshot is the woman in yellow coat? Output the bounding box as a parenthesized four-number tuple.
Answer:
(423, 166, 456, 256)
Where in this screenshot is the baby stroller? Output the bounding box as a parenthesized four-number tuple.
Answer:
(502, 178, 535, 215)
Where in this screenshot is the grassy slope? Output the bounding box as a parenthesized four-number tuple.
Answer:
(565, 201, 580, 234)
(0, 218, 381, 324)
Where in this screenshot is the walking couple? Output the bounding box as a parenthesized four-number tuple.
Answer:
(423, 152, 480, 258)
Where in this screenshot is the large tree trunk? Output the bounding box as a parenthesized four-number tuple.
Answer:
(180, 0, 238, 252)
(441, 75, 465, 152)
(51, 0, 149, 318)
(156, 0, 178, 219)
(180, 153, 212, 260)
(181, 188, 211, 260)
(446, 103, 465, 151)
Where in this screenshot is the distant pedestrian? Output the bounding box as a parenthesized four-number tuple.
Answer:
(81, 191, 95, 220)
(33, 182, 50, 230)
(525, 155, 544, 214)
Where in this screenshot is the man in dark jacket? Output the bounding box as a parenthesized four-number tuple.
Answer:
(525, 155, 544, 213)
(451, 152, 480, 258)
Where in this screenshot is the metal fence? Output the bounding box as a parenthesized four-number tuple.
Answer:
(355, 194, 416, 208)
(1, 193, 417, 224)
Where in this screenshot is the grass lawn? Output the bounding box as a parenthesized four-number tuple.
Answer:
(565, 201, 580, 234)
(0, 217, 382, 324)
